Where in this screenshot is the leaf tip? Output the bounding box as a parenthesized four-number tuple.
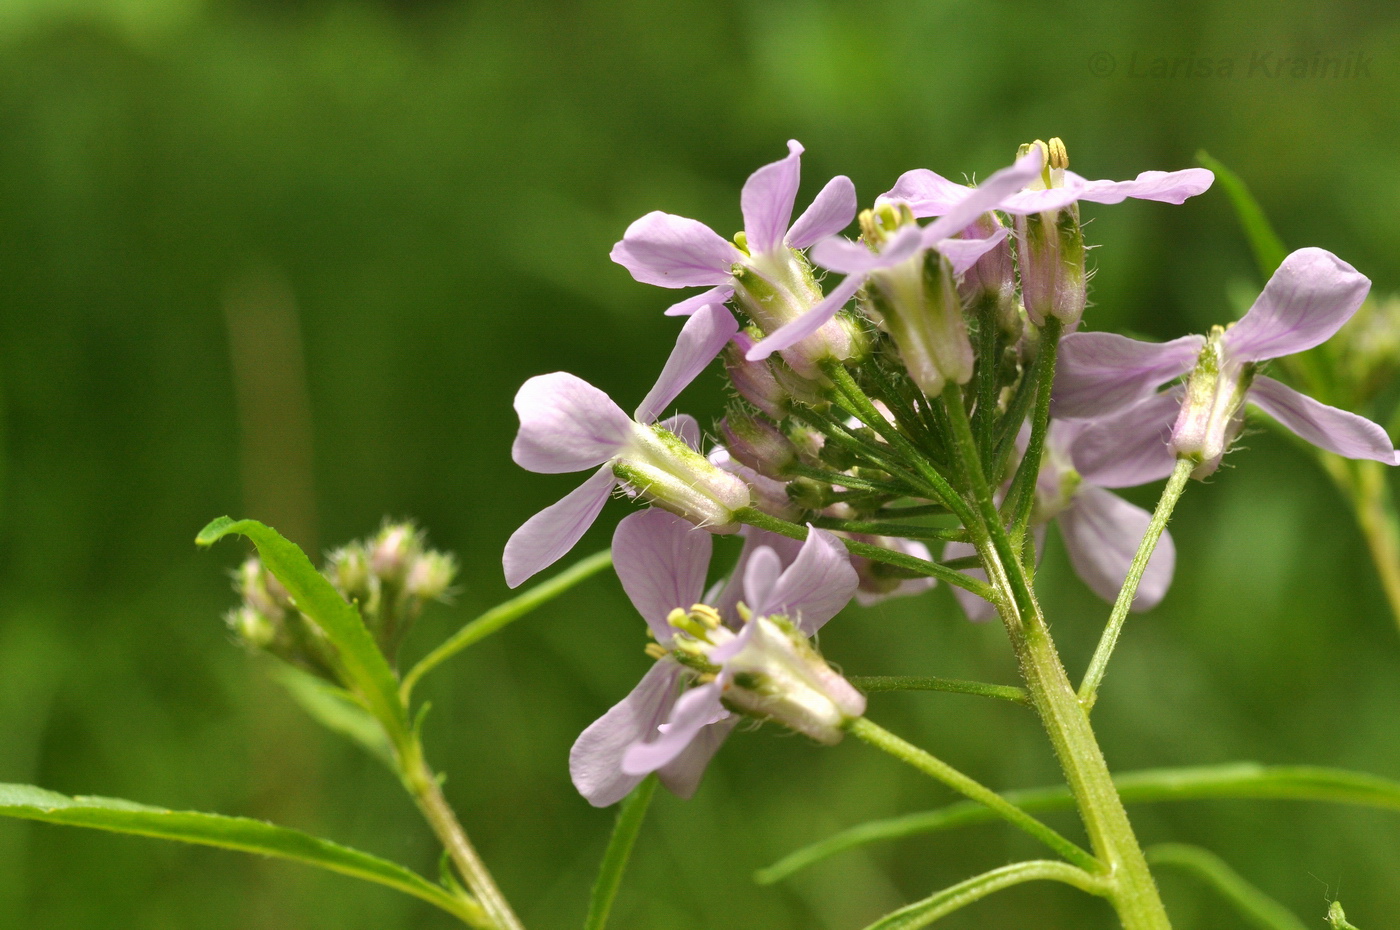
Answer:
(196, 516, 239, 547)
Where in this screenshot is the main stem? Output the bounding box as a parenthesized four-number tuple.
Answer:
(403, 740, 525, 930)
(942, 382, 1171, 929)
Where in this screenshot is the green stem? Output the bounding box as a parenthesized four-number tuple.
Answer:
(1145, 843, 1307, 930)
(810, 516, 962, 542)
(847, 717, 1098, 872)
(583, 776, 656, 930)
(859, 860, 1107, 930)
(971, 293, 1002, 471)
(850, 675, 1029, 705)
(942, 380, 1173, 929)
(1327, 456, 1400, 636)
(401, 549, 613, 703)
(755, 761, 1400, 885)
(1078, 458, 1194, 710)
(1005, 319, 1061, 544)
(786, 461, 918, 498)
(737, 508, 995, 600)
(822, 361, 977, 528)
(402, 740, 525, 930)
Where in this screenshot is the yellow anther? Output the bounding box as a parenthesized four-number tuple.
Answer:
(689, 604, 722, 629)
(858, 208, 881, 244)
(666, 607, 689, 628)
(733, 230, 750, 254)
(735, 602, 754, 624)
(1046, 137, 1069, 171)
(644, 643, 669, 660)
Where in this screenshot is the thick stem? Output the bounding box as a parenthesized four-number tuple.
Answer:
(1079, 458, 1194, 710)
(404, 743, 525, 930)
(848, 718, 1098, 871)
(942, 384, 1172, 929)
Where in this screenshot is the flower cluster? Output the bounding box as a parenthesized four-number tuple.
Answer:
(507, 137, 1399, 806)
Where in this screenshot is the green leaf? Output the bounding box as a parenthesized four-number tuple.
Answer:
(1196, 151, 1288, 279)
(1147, 843, 1307, 930)
(197, 517, 408, 743)
(0, 782, 487, 926)
(756, 763, 1400, 884)
(858, 860, 1104, 930)
(270, 662, 394, 768)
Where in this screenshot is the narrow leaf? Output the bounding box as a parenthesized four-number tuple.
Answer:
(1196, 151, 1288, 278)
(0, 783, 486, 925)
(757, 763, 1400, 884)
(270, 662, 394, 767)
(1147, 843, 1307, 930)
(197, 517, 408, 741)
(859, 860, 1103, 930)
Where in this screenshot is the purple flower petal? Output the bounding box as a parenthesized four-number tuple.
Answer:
(877, 168, 971, 218)
(621, 682, 729, 775)
(664, 286, 734, 318)
(570, 660, 685, 807)
(787, 175, 858, 250)
(611, 211, 745, 288)
(742, 140, 804, 255)
(745, 272, 864, 360)
(657, 413, 701, 451)
(1069, 390, 1182, 488)
(513, 372, 636, 474)
(1248, 376, 1400, 464)
(503, 466, 617, 588)
(741, 545, 784, 615)
(714, 528, 804, 623)
(932, 226, 1009, 276)
(1001, 167, 1214, 215)
(921, 146, 1046, 242)
(750, 526, 858, 634)
(635, 303, 740, 423)
(1053, 332, 1204, 419)
(612, 510, 713, 641)
(1058, 486, 1175, 610)
(810, 223, 924, 274)
(1224, 248, 1371, 362)
(656, 717, 738, 799)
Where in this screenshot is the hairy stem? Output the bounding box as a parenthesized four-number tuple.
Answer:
(402, 741, 524, 930)
(859, 859, 1107, 930)
(850, 675, 1030, 705)
(1079, 458, 1193, 710)
(943, 375, 1173, 929)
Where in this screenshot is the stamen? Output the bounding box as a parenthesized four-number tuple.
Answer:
(689, 604, 722, 629)
(644, 643, 669, 660)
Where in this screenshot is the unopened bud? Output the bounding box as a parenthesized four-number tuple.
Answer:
(405, 551, 457, 602)
(709, 446, 803, 522)
(720, 409, 796, 479)
(370, 523, 423, 583)
(325, 544, 373, 601)
(227, 605, 278, 650)
(731, 251, 860, 378)
(725, 330, 788, 419)
(958, 212, 1021, 340)
(236, 557, 291, 619)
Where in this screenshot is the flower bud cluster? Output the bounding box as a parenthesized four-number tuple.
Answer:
(228, 522, 458, 672)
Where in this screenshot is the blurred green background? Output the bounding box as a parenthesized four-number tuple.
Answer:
(0, 0, 1397, 927)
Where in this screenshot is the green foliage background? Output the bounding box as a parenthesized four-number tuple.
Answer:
(0, 0, 1396, 926)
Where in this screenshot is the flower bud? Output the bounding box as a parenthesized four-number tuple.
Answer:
(227, 605, 278, 650)
(405, 550, 457, 602)
(1170, 326, 1254, 477)
(370, 523, 423, 584)
(958, 212, 1022, 340)
(715, 616, 865, 744)
(614, 424, 751, 531)
(235, 556, 291, 620)
(725, 330, 789, 419)
(710, 446, 803, 522)
(325, 544, 373, 602)
(1013, 138, 1086, 328)
(720, 409, 796, 479)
